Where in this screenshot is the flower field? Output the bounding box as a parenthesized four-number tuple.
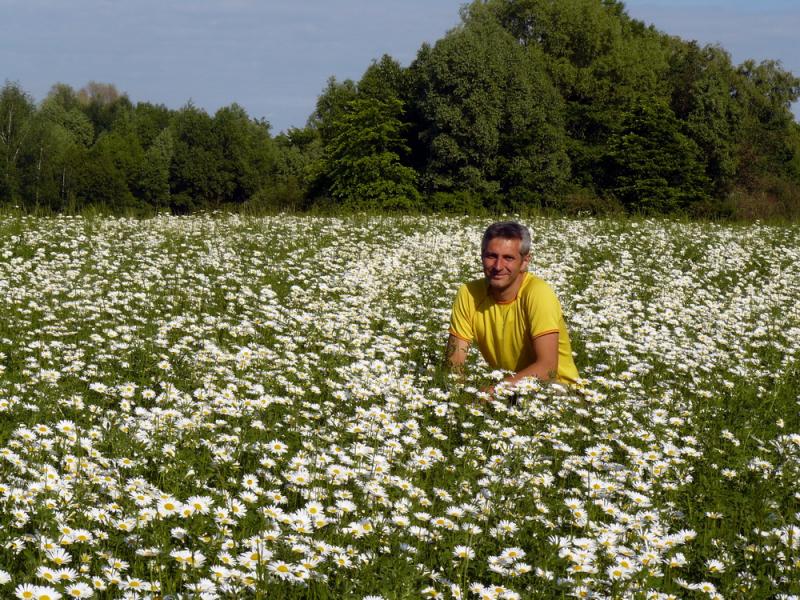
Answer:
(0, 213, 798, 600)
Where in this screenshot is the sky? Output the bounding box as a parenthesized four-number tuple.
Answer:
(1, 0, 798, 134)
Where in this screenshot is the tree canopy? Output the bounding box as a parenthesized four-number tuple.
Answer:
(2, 0, 799, 218)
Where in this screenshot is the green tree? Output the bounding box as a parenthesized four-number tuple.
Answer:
(667, 42, 740, 195)
(169, 103, 225, 212)
(23, 84, 97, 211)
(255, 127, 321, 211)
(169, 103, 280, 212)
(94, 130, 145, 196)
(483, 0, 671, 192)
(606, 99, 710, 213)
(63, 144, 137, 212)
(0, 81, 36, 202)
(67, 84, 142, 211)
(410, 7, 569, 208)
(139, 128, 174, 210)
(308, 77, 358, 145)
(213, 104, 277, 205)
(359, 55, 410, 104)
(47, 83, 82, 112)
(133, 102, 173, 148)
(77, 81, 133, 138)
(324, 96, 419, 211)
(732, 59, 800, 187)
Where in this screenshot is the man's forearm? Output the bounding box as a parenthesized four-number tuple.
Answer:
(501, 332, 559, 385)
(445, 334, 470, 373)
(503, 361, 557, 385)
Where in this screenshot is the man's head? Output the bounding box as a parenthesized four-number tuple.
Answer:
(481, 221, 531, 257)
(481, 221, 531, 297)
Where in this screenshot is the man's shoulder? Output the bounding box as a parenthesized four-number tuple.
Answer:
(456, 277, 488, 297)
(519, 273, 559, 304)
(465, 277, 487, 293)
(519, 273, 551, 293)
(453, 278, 488, 309)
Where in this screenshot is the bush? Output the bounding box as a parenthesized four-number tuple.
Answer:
(724, 175, 800, 221)
(243, 178, 306, 214)
(560, 189, 624, 216)
(427, 190, 486, 214)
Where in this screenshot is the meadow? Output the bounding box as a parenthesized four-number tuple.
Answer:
(0, 213, 798, 600)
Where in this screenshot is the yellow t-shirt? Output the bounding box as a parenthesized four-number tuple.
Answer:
(449, 272, 579, 385)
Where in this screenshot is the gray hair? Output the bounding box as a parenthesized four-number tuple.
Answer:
(481, 221, 531, 256)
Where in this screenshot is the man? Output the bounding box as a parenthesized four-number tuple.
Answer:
(446, 221, 579, 389)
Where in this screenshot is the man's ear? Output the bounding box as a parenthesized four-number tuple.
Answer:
(521, 253, 531, 271)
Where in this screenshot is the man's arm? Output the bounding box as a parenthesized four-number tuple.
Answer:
(503, 331, 559, 385)
(445, 334, 471, 374)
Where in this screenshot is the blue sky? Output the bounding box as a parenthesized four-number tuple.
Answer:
(1, 0, 797, 133)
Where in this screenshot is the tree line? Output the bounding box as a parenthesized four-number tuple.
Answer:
(2, 0, 800, 218)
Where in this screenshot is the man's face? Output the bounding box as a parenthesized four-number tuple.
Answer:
(482, 237, 530, 293)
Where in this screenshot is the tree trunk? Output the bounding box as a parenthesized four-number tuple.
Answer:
(35, 145, 43, 210)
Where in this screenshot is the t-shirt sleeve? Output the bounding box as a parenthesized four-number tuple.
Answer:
(449, 284, 474, 341)
(527, 281, 563, 338)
